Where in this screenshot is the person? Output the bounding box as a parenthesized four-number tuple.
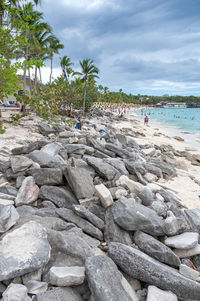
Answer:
(75, 117, 81, 130)
(144, 115, 149, 125)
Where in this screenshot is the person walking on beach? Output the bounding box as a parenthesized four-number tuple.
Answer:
(144, 115, 149, 125)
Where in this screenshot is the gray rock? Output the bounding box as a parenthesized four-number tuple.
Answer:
(2, 283, 31, 301)
(108, 242, 200, 300)
(38, 123, 57, 136)
(0, 160, 10, 173)
(95, 184, 113, 208)
(0, 221, 51, 281)
(174, 244, 200, 258)
(27, 168, 63, 186)
(150, 160, 176, 177)
(56, 208, 103, 240)
(16, 175, 26, 189)
(49, 266, 85, 286)
(105, 143, 128, 158)
(25, 280, 48, 294)
(85, 255, 136, 301)
(125, 161, 146, 176)
(63, 160, 95, 199)
(184, 209, 200, 233)
(109, 186, 128, 199)
(28, 150, 63, 168)
(86, 157, 118, 180)
(86, 136, 115, 157)
(112, 198, 164, 236)
(40, 143, 60, 156)
(147, 285, 178, 301)
(32, 287, 83, 301)
(143, 163, 163, 178)
(5, 168, 26, 180)
(15, 176, 39, 207)
(11, 156, 33, 173)
(39, 185, 77, 208)
(163, 211, 189, 236)
(179, 264, 199, 281)
(150, 200, 168, 217)
(12, 140, 47, 155)
(104, 207, 132, 245)
(72, 205, 104, 230)
(104, 158, 129, 175)
(0, 204, 19, 233)
(0, 185, 17, 196)
(164, 232, 199, 249)
(134, 231, 180, 267)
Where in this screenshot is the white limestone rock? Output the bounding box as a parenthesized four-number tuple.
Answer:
(95, 184, 113, 208)
(164, 232, 199, 250)
(50, 266, 85, 286)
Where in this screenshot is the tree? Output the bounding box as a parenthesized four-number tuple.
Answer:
(47, 36, 64, 83)
(60, 55, 74, 80)
(74, 59, 99, 113)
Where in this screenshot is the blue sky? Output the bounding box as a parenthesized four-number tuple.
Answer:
(40, 0, 200, 96)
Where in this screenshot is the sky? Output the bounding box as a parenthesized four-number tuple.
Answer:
(39, 0, 200, 96)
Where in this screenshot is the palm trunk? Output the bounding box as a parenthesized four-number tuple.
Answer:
(83, 79, 87, 114)
(0, 4, 4, 26)
(28, 68, 32, 95)
(49, 55, 53, 83)
(22, 27, 28, 113)
(34, 66, 37, 94)
(39, 68, 42, 83)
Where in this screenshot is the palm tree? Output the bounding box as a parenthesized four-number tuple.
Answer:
(60, 56, 74, 80)
(48, 36, 64, 83)
(98, 84, 103, 102)
(74, 59, 99, 113)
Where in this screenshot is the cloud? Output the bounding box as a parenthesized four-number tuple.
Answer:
(39, 0, 200, 95)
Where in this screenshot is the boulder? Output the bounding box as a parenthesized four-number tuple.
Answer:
(147, 285, 178, 301)
(40, 143, 60, 156)
(163, 211, 189, 236)
(95, 184, 113, 208)
(174, 244, 200, 258)
(184, 209, 200, 233)
(112, 198, 164, 236)
(25, 280, 48, 294)
(12, 140, 47, 155)
(38, 123, 57, 136)
(86, 157, 118, 180)
(39, 185, 77, 208)
(11, 156, 33, 173)
(72, 205, 104, 230)
(104, 158, 129, 175)
(28, 150, 63, 168)
(15, 176, 39, 207)
(108, 242, 200, 300)
(179, 264, 199, 281)
(63, 160, 95, 199)
(0, 221, 51, 281)
(85, 255, 137, 301)
(164, 232, 199, 249)
(27, 168, 63, 186)
(2, 283, 31, 301)
(134, 231, 180, 267)
(0, 204, 19, 233)
(32, 287, 83, 301)
(49, 266, 85, 286)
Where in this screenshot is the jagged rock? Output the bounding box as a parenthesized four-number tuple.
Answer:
(147, 285, 178, 301)
(85, 255, 138, 301)
(109, 186, 128, 199)
(159, 189, 184, 208)
(164, 232, 199, 249)
(25, 280, 48, 294)
(27, 168, 63, 186)
(63, 160, 95, 199)
(104, 207, 132, 245)
(142, 148, 156, 156)
(86, 136, 116, 157)
(112, 198, 164, 236)
(38, 124, 57, 136)
(104, 158, 129, 175)
(174, 244, 200, 258)
(163, 211, 189, 236)
(39, 185, 77, 208)
(59, 131, 75, 138)
(133, 231, 180, 267)
(32, 287, 83, 301)
(12, 140, 47, 155)
(11, 156, 33, 173)
(56, 208, 103, 240)
(0, 185, 17, 196)
(28, 150, 64, 168)
(2, 283, 31, 301)
(0, 221, 51, 281)
(86, 157, 118, 180)
(105, 143, 128, 158)
(184, 209, 200, 232)
(0, 160, 10, 173)
(179, 264, 199, 281)
(16, 175, 26, 189)
(95, 184, 113, 208)
(15, 176, 39, 207)
(144, 173, 158, 182)
(72, 205, 104, 230)
(150, 161, 176, 177)
(22, 269, 43, 284)
(40, 143, 60, 156)
(150, 200, 168, 217)
(0, 204, 19, 233)
(108, 242, 200, 300)
(49, 266, 85, 286)
(143, 163, 163, 178)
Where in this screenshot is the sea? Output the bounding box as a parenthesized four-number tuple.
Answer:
(135, 108, 200, 135)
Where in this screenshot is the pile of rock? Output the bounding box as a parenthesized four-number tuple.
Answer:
(0, 116, 200, 300)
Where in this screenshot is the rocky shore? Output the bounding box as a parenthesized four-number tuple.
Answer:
(0, 111, 200, 300)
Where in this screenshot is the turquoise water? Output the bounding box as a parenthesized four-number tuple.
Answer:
(135, 108, 200, 135)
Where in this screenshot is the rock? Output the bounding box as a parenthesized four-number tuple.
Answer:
(41, 143, 60, 156)
(63, 160, 94, 199)
(15, 176, 39, 207)
(173, 136, 184, 141)
(179, 264, 199, 281)
(143, 163, 163, 178)
(59, 131, 75, 138)
(95, 184, 113, 208)
(12, 140, 47, 155)
(85, 255, 137, 301)
(116, 175, 154, 206)
(184, 209, 200, 233)
(150, 200, 168, 217)
(86, 157, 118, 180)
(174, 244, 200, 258)
(142, 148, 156, 156)
(22, 269, 43, 284)
(11, 156, 33, 173)
(0, 221, 51, 281)
(32, 287, 83, 301)
(25, 280, 48, 294)
(163, 211, 189, 236)
(147, 285, 178, 301)
(28, 150, 63, 168)
(104, 158, 129, 175)
(164, 232, 199, 249)
(150, 161, 176, 177)
(109, 186, 128, 199)
(108, 242, 200, 300)
(104, 207, 132, 245)
(0, 185, 17, 196)
(105, 143, 128, 158)
(72, 205, 104, 230)
(0, 205, 19, 233)
(134, 231, 180, 267)
(49, 266, 85, 286)
(27, 168, 63, 186)
(16, 175, 26, 189)
(38, 123, 57, 136)
(2, 283, 31, 301)
(112, 198, 164, 236)
(39, 185, 77, 208)
(144, 173, 158, 183)
(56, 208, 103, 240)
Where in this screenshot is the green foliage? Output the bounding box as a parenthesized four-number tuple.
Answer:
(0, 121, 6, 134)
(12, 121, 19, 126)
